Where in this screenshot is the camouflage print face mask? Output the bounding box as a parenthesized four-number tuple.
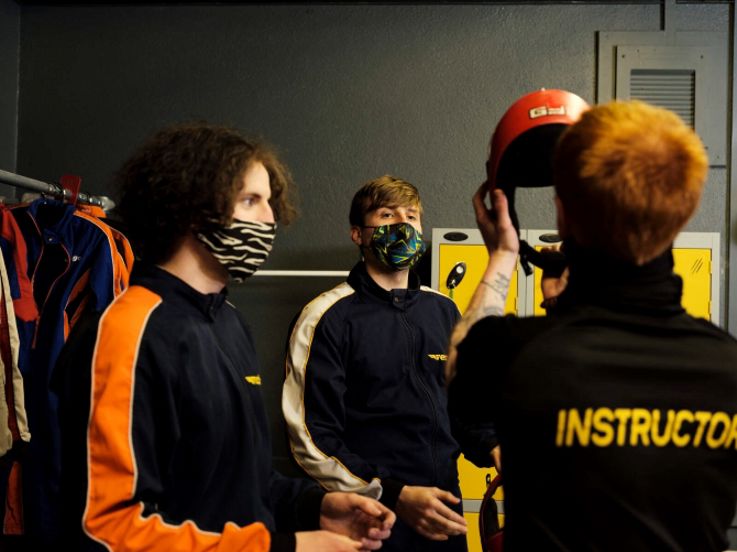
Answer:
(365, 222, 427, 271)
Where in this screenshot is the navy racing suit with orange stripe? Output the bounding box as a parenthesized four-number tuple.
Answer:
(55, 264, 324, 552)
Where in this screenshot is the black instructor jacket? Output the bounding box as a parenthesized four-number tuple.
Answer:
(450, 246, 737, 552)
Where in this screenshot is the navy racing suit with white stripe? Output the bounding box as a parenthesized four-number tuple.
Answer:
(283, 262, 496, 550)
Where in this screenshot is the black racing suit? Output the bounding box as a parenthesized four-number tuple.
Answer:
(56, 264, 323, 552)
(450, 246, 737, 552)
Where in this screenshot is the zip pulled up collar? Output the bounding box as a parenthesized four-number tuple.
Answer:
(131, 263, 229, 320)
(347, 262, 420, 309)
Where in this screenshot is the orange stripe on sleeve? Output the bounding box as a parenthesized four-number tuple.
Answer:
(84, 286, 270, 551)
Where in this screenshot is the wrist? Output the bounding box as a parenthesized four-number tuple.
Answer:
(503, 247, 519, 257)
(380, 479, 405, 510)
(270, 532, 297, 552)
(490, 248, 518, 264)
(298, 486, 326, 530)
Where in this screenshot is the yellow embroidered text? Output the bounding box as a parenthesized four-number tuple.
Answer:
(555, 408, 737, 449)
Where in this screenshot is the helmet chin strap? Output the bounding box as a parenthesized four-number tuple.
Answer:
(519, 240, 567, 277)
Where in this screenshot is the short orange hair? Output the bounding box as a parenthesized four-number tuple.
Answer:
(553, 100, 708, 265)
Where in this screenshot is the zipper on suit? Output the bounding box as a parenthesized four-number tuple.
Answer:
(400, 311, 439, 484)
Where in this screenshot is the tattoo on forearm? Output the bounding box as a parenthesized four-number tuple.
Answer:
(481, 273, 510, 303)
(450, 271, 511, 354)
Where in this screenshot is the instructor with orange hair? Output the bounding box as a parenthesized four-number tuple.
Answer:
(447, 99, 737, 551)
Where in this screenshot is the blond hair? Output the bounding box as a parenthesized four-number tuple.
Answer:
(349, 175, 423, 226)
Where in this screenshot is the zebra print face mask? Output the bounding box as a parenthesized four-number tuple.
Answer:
(197, 219, 276, 283)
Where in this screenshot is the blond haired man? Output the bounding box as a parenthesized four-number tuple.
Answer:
(284, 176, 497, 551)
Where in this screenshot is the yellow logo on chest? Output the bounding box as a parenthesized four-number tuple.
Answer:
(427, 354, 448, 361)
(244, 375, 262, 386)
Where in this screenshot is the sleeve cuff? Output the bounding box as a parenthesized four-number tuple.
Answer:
(379, 478, 405, 510)
(295, 485, 326, 530)
(482, 433, 500, 457)
(269, 532, 296, 552)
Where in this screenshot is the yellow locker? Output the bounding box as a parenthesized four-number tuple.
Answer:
(529, 245, 713, 320)
(435, 236, 515, 551)
(673, 248, 712, 320)
(437, 243, 517, 315)
(458, 455, 504, 552)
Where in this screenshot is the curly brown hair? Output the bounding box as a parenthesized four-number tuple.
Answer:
(114, 122, 297, 264)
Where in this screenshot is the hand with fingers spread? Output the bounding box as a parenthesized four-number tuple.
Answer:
(395, 485, 467, 541)
(320, 492, 395, 550)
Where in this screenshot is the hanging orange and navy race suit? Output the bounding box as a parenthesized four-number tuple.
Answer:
(9, 198, 131, 543)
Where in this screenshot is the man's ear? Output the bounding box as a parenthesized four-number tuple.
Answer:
(555, 196, 569, 238)
(350, 226, 363, 247)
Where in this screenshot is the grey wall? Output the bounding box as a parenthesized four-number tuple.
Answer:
(16, 4, 730, 270)
(11, 1, 735, 479)
(0, 0, 19, 198)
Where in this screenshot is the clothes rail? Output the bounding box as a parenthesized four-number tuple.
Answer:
(0, 169, 115, 210)
(254, 270, 349, 277)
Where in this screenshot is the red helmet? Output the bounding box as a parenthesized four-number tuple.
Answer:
(487, 90, 589, 220)
(486, 89, 590, 275)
